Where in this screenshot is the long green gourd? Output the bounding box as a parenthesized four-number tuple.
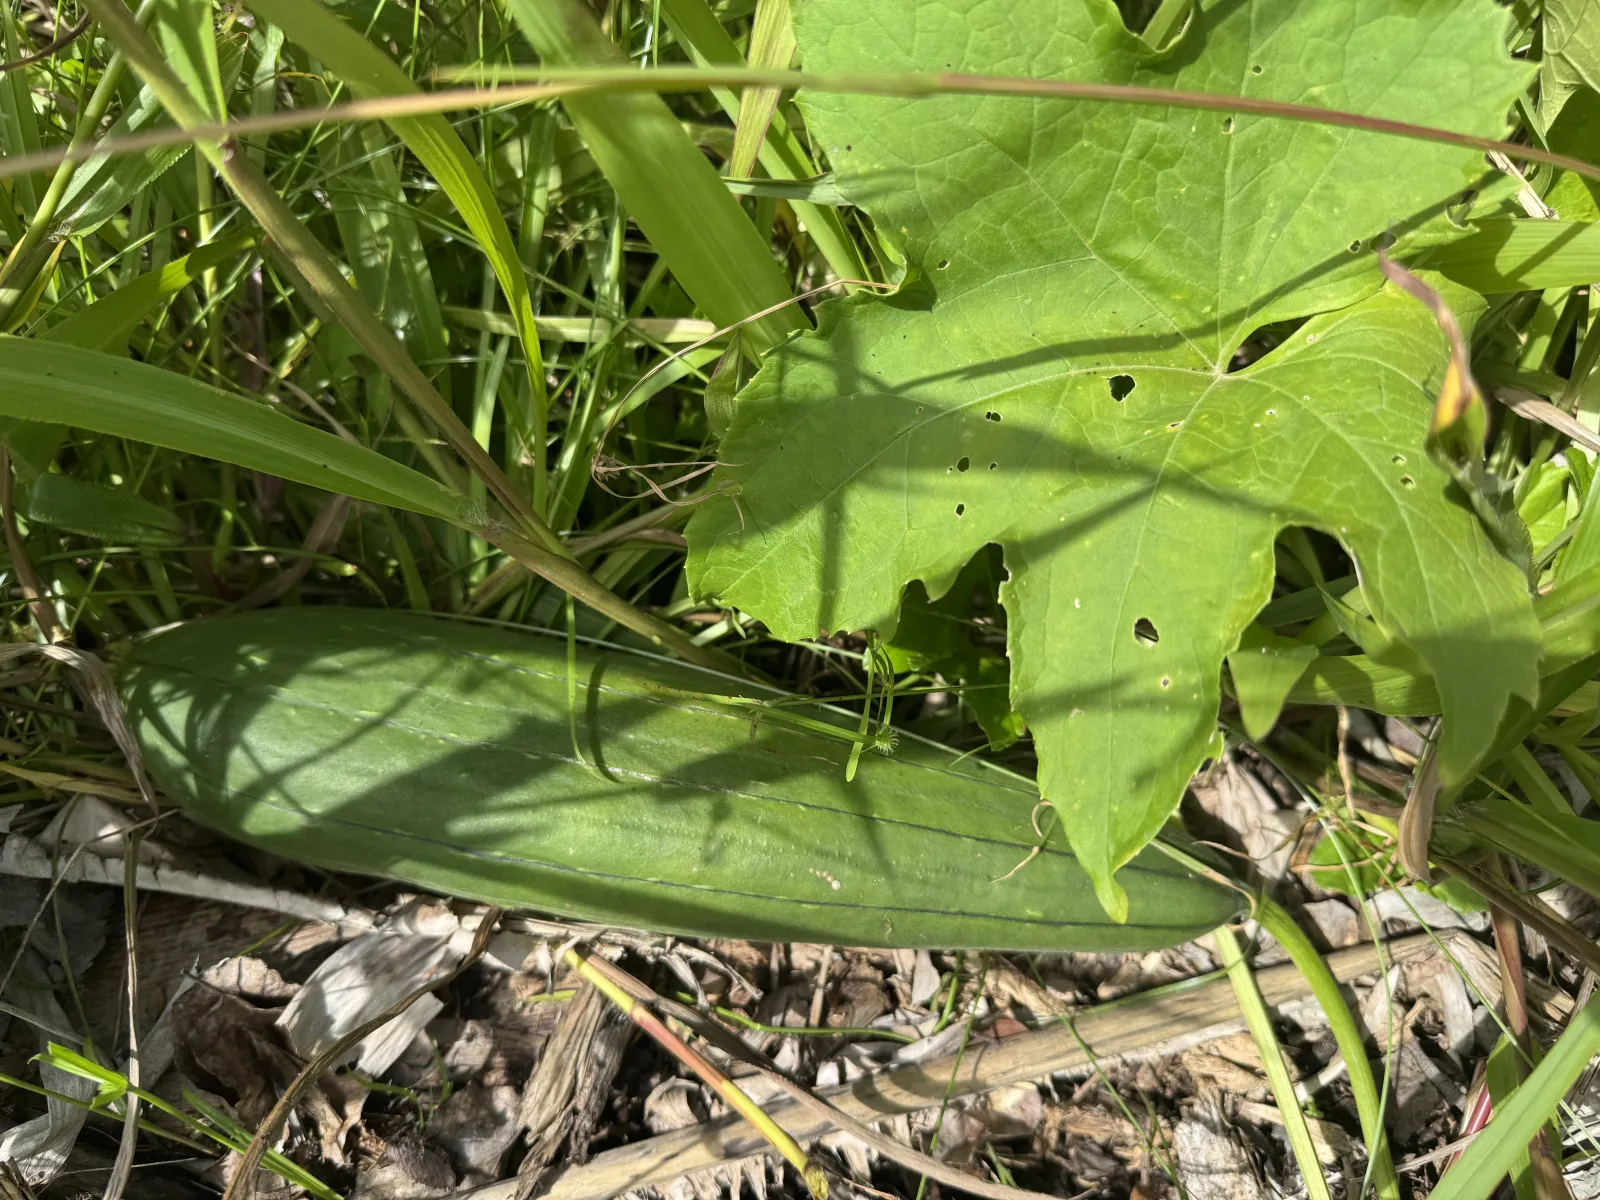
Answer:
(119, 608, 1240, 950)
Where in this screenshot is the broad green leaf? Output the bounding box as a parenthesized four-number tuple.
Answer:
(24, 473, 185, 547)
(1544, 90, 1600, 222)
(1430, 995, 1600, 1200)
(1417, 218, 1600, 294)
(0, 338, 480, 525)
(1226, 625, 1318, 740)
(502, 0, 805, 355)
(686, 0, 1541, 917)
(1542, 0, 1600, 125)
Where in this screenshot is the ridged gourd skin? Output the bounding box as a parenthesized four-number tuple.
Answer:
(119, 609, 1242, 950)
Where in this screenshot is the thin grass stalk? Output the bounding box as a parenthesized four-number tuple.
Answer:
(1253, 897, 1401, 1200)
(0, 2, 147, 294)
(240, 0, 552, 513)
(484, 525, 732, 671)
(505, 0, 805, 356)
(10, 66, 1596, 186)
(1214, 924, 1334, 1200)
(563, 947, 828, 1200)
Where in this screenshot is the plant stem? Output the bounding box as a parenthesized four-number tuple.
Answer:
(564, 948, 828, 1199)
(1215, 924, 1334, 1200)
(1254, 896, 1400, 1200)
(486, 524, 734, 673)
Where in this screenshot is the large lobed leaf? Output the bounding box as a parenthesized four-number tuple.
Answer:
(686, 0, 1542, 917)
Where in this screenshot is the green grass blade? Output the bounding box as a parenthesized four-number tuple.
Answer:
(1485, 1035, 1536, 1200)
(43, 233, 256, 353)
(1461, 799, 1600, 902)
(658, 0, 866, 284)
(1559, 462, 1600, 583)
(1215, 925, 1333, 1200)
(0, 337, 481, 525)
(22, 473, 185, 547)
(5, 212, 255, 485)
(1536, 561, 1600, 668)
(0, 418, 67, 480)
(1431, 995, 1600, 1200)
(1502, 744, 1575, 815)
(52, 65, 204, 239)
(503, 0, 805, 355)
(1285, 653, 1442, 715)
(246, 21, 285, 155)
(1418, 218, 1600, 293)
(0, 13, 43, 215)
(151, 0, 228, 120)
(1253, 897, 1399, 1200)
(359, 124, 452, 396)
(729, 0, 796, 180)
(81, 0, 559, 549)
(243, 0, 549, 466)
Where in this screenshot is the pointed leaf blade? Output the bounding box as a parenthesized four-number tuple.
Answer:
(0, 338, 480, 525)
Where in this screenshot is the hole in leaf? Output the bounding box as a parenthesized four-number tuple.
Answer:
(1108, 374, 1136, 401)
(988, 462, 998, 470)
(1392, 453, 1406, 464)
(1160, 675, 1172, 689)
(1348, 240, 1362, 253)
(1400, 475, 1415, 488)
(937, 259, 950, 270)
(956, 456, 970, 472)
(1251, 63, 1263, 74)
(955, 503, 966, 517)
(1134, 618, 1160, 646)
(1222, 117, 1234, 133)
(985, 411, 1002, 422)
